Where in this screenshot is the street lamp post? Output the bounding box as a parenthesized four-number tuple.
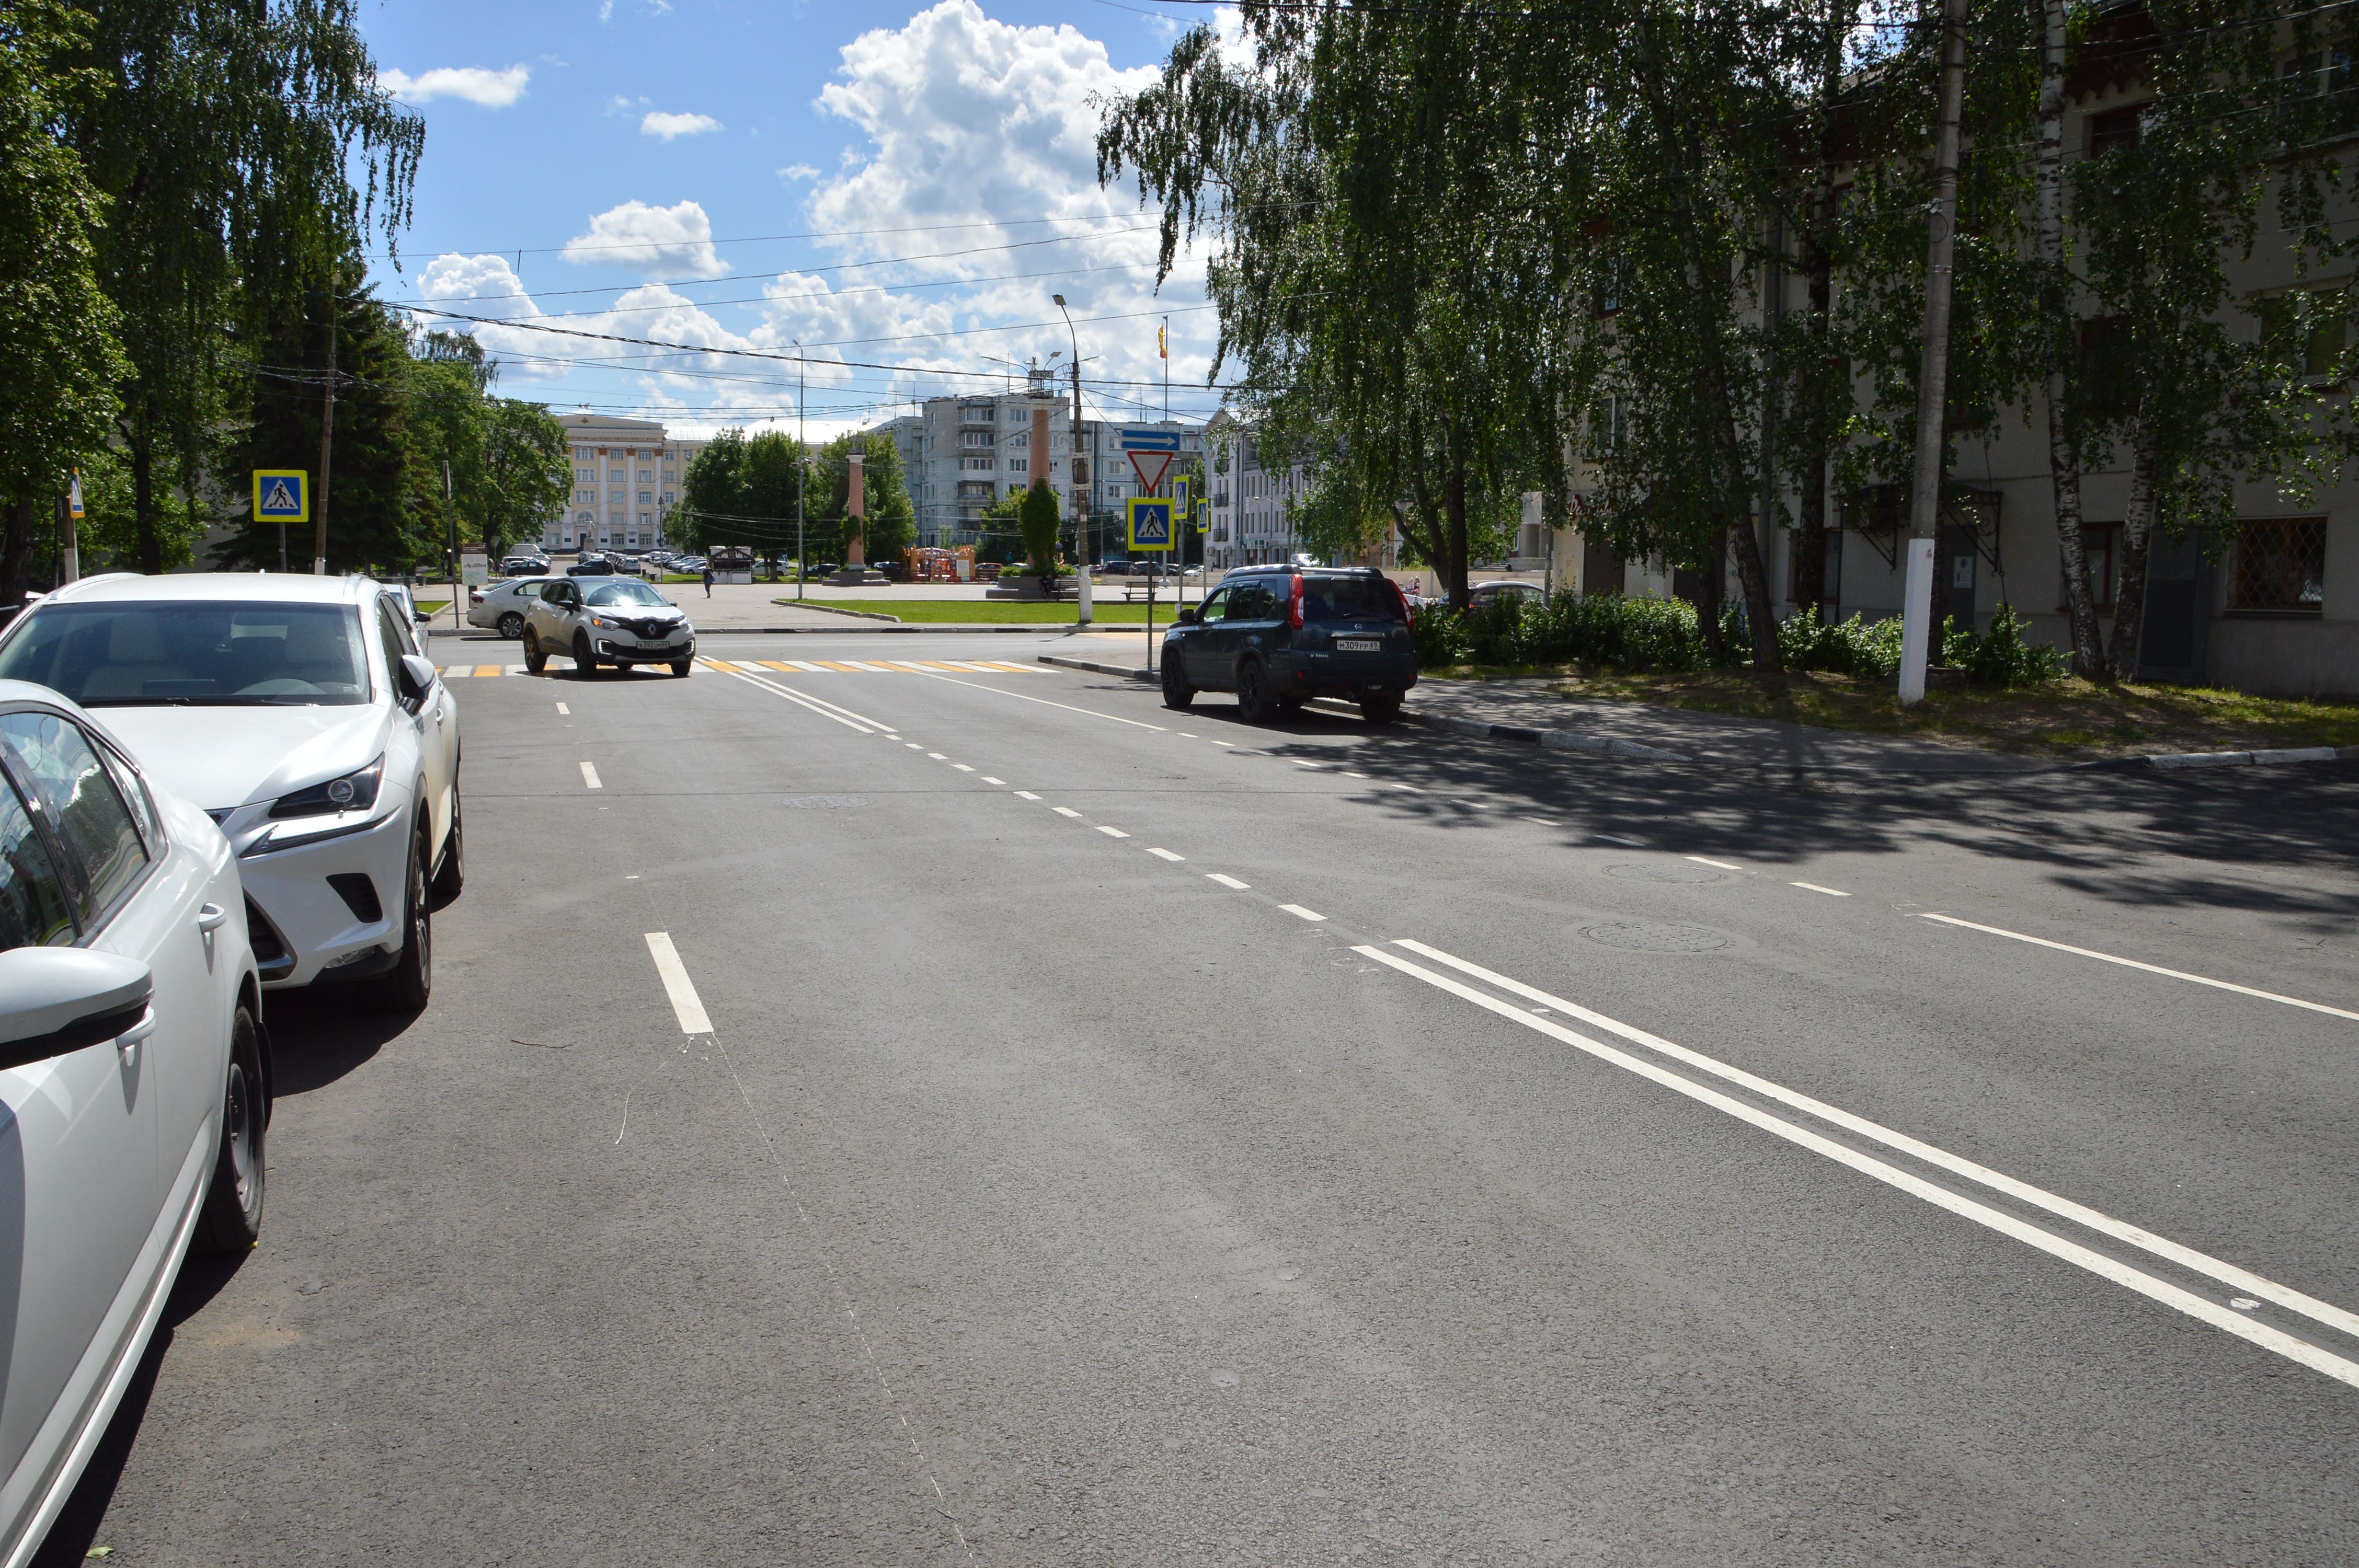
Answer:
(795, 343, 807, 602)
(1053, 295, 1091, 626)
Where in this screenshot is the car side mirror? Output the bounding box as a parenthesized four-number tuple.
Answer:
(398, 653, 437, 708)
(0, 948, 152, 1071)
(1176, 608, 1199, 624)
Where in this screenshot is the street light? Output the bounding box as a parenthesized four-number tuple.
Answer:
(1052, 295, 1091, 619)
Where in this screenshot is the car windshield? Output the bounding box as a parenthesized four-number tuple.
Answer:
(1299, 577, 1405, 623)
(584, 581, 671, 608)
(0, 601, 371, 706)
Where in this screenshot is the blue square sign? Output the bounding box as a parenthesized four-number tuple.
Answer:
(1127, 498, 1173, 551)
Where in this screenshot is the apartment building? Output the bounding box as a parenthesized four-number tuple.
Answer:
(547, 414, 706, 555)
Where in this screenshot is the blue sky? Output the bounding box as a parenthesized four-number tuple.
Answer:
(359, 0, 1229, 437)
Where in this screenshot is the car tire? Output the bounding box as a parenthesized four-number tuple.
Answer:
(497, 611, 525, 639)
(429, 778, 464, 908)
(1161, 656, 1195, 710)
(193, 1004, 266, 1255)
(670, 660, 691, 678)
(574, 633, 602, 678)
(373, 815, 432, 1013)
(1360, 693, 1402, 725)
(522, 628, 547, 674)
(1236, 658, 1277, 723)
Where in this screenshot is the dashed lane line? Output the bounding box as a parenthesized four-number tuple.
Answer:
(1793, 882, 1851, 897)
(1279, 904, 1327, 922)
(580, 761, 602, 790)
(1097, 825, 1130, 838)
(1053, 806, 1082, 818)
(643, 932, 714, 1035)
(1014, 790, 1041, 801)
(1688, 856, 1744, 872)
(1146, 848, 1185, 862)
(1207, 874, 1250, 890)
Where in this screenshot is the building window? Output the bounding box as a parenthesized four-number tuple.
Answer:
(2257, 287, 2349, 379)
(661, 491, 674, 504)
(638, 490, 652, 503)
(609, 468, 625, 481)
(638, 469, 652, 482)
(2063, 523, 2120, 612)
(2087, 104, 2143, 157)
(639, 512, 652, 527)
(2230, 517, 2327, 613)
(1009, 459, 1026, 475)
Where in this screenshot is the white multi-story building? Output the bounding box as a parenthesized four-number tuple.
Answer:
(1204, 412, 1314, 569)
(547, 414, 705, 555)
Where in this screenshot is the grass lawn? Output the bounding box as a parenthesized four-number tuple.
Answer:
(1424, 664, 2359, 759)
(781, 597, 1200, 625)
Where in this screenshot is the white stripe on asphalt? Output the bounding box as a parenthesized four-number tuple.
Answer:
(1688, 856, 1743, 871)
(702, 662, 875, 732)
(786, 660, 828, 672)
(907, 743, 922, 749)
(721, 667, 892, 730)
(1362, 940, 2359, 1389)
(1053, 806, 1081, 818)
(1597, 833, 1645, 846)
(556, 702, 569, 714)
(953, 764, 975, 773)
(1207, 873, 1250, 889)
(1014, 790, 1040, 800)
(580, 761, 601, 789)
(927, 752, 947, 760)
(1922, 913, 2359, 1023)
(1792, 882, 1850, 897)
(1388, 937, 2359, 1347)
(900, 668, 1169, 731)
(644, 932, 713, 1035)
(1146, 848, 1185, 862)
(842, 660, 894, 672)
(1279, 904, 1326, 922)
(1097, 825, 1129, 838)
(981, 776, 1006, 786)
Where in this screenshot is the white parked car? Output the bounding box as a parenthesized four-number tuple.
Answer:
(0, 574, 461, 1009)
(467, 577, 552, 639)
(522, 577, 696, 677)
(0, 681, 265, 1568)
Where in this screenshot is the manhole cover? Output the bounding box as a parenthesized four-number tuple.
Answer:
(1606, 862, 1724, 884)
(778, 794, 871, 810)
(1583, 921, 1733, 952)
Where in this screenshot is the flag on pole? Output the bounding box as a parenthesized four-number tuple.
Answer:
(1158, 324, 1167, 359)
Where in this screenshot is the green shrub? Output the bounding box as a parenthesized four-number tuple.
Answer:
(1948, 605, 2067, 686)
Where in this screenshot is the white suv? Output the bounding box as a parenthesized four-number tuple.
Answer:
(0, 574, 461, 1009)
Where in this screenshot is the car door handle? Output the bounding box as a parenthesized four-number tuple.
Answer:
(118, 1007, 157, 1047)
(197, 902, 228, 934)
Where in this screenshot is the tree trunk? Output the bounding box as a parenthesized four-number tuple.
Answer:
(2107, 403, 2157, 681)
(2039, 0, 2104, 677)
(1692, 527, 1731, 664)
(0, 495, 36, 613)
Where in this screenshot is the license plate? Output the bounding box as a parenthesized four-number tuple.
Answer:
(1336, 638, 1381, 652)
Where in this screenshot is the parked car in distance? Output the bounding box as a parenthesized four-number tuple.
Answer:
(668, 555, 706, 574)
(1158, 565, 1417, 724)
(376, 580, 431, 626)
(522, 576, 696, 678)
(500, 556, 548, 577)
(0, 681, 270, 1568)
(567, 556, 616, 577)
(1098, 560, 1132, 576)
(469, 578, 553, 638)
(0, 573, 462, 1010)
(1467, 580, 1545, 612)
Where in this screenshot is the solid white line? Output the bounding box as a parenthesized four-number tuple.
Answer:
(580, 761, 602, 790)
(1207, 873, 1250, 890)
(1053, 806, 1082, 818)
(556, 702, 569, 714)
(1597, 833, 1644, 846)
(1279, 904, 1326, 922)
(1014, 790, 1040, 801)
(1360, 944, 2359, 1388)
(1793, 882, 1851, 897)
(981, 776, 1006, 786)
(953, 764, 975, 773)
(901, 669, 1169, 731)
(1097, 825, 1130, 838)
(1688, 856, 1743, 871)
(1146, 847, 1185, 862)
(644, 932, 714, 1035)
(1922, 913, 2359, 1023)
(728, 672, 892, 730)
(1388, 937, 2359, 1344)
(705, 663, 875, 732)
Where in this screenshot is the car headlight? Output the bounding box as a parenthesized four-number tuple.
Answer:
(270, 755, 384, 820)
(591, 614, 623, 628)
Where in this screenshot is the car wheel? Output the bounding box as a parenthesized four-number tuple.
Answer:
(1360, 693, 1402, 725)
(194, 1005, 266, 1254)
(1161, 655, 1195, 710)
(374, 815, 432, 1013)
(429, 779, 464, 908)
(497, 611, 524, 639)
(670, 660, 692, 678)
(1236, 658, 1277, 723)
(522, 628, 547, 674)
(574, 633, 602, 678)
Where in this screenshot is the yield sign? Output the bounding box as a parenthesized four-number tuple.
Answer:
(1127, 450, 1172, 494)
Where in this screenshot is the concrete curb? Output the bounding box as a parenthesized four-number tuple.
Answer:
(1039, 653, 1153, 680)
(2077, 744, 2357, 773)
(430, 623, 1083, 639)
(770, 601, 901, 622)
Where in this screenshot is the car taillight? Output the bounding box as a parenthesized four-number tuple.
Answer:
(1288, 574, 1304, 629)
(1389, 580, 1413, 627)
(469, 590, 485, 604)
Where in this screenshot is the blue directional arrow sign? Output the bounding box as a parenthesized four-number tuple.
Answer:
(1127, 497, 1174, 552)
(253, 469, 308, 523)
(1118, 428, 1181, 453)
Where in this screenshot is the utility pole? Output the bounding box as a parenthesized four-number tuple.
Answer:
(314, 291, 336, 575)
(446, 460, 461, 628)
(1899, 0, 1968, 705)
(1055, 295, 1091, 624)
(795, 345, 807, 601)
(59, 470, 81, 584)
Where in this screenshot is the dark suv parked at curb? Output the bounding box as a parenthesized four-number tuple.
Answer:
(1159, 566, 1418, 724)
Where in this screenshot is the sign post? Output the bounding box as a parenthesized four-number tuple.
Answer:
(62, 470, 84, 584)
(1128, 495, 1174, 671)
(254, 469, 308, 575)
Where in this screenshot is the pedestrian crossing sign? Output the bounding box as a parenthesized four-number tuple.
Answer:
(253, 469, 308, 523)
(1127, 497, 1174, 551)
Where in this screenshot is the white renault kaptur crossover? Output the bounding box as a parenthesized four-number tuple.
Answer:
(0, 574, 462, 1010)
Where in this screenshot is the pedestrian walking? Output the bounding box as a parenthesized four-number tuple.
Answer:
(703, 566, 714, 598)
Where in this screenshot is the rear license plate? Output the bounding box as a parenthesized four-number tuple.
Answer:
(1336, 638, 1381, 652)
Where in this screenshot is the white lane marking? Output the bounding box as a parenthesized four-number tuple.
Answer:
(1207, 873, 1250, 890)
(981, 776, 1006, 786)
(940, 660, 1002, 672)
(1392, 783, 1422, 792)
(1294, 759, 1323, 769)
(1212, 740, 1235, 747)
(907, 743, 922, 750)
(927, 752, 948, 760)
(727, 671, 892, 731)
(1053, 806, 1082, 818)
(580, 761, 602, 790)
(901, 669, 1169, 731)
(953, 764, 975, 773)
(644, 932, 714, 1035)
(786, 660, 828, 672)
(1597, 833, 1644, 846)
(1344, 771, 1368, 779)
(556, 702, 569, 715)
(1097, 825, 1130, 838)
(1014, 790, 1040, 801)
(843, 660, 894, 672)
(1279, 904, 1326, 922)
(1390, 937, 2359, 1345)
(1146, 847, 1185, 862)
(1922, 913, 2359, 1024)
(1361, 942, 2359, 1390)
(1793, 881, 1851, 897)
(1177, 732, 1198, 738)
(1688, 856, 1743, 871)
(704, 663, 876, 732)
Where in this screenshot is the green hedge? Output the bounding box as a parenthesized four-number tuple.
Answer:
(1413, 594, 2065, 687)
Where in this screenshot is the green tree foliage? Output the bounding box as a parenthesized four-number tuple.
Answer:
(1017, 479, 1060, 570)
(398, 332, 568, 561)
(477, 400, 570, 562)
(0, 0, 126, 600)
(673, 429, 826, 567)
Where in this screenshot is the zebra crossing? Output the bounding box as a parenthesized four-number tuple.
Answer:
(432, 656, 1049, 678)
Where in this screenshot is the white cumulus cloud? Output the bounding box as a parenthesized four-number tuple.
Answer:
(411, 254, 551, 368)
(642, 110, 723, 140)
(377, 64, 531, 108)
(562, 200, 729, 280)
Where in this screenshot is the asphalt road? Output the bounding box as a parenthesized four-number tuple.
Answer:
(39, 631, 2359, 1565)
